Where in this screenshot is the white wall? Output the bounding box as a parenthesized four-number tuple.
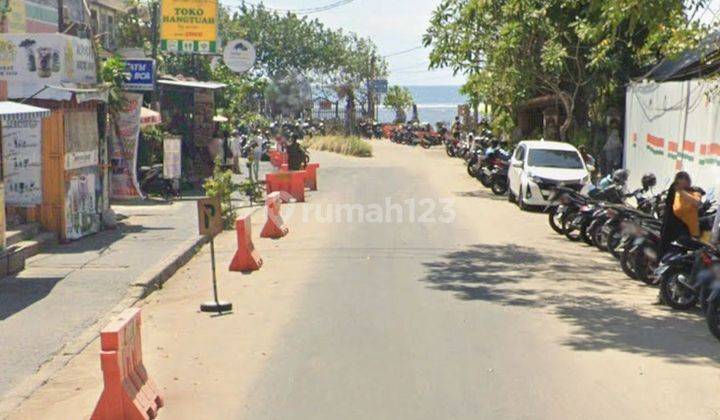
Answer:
(625, 80, 720, 195)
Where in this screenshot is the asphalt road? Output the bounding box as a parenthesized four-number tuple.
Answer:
(9, 140, 720, 419)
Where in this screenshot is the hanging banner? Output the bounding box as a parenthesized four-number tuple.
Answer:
(2, 116, 42, 206)
(110, 92, 144, 199)
(160, 0, 218, 54)
(0, 33, 97, 101)
(163, 136, 182, 179)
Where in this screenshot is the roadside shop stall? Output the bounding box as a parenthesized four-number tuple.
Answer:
(0, 101, 51, 250)
(0, 32, 108, 242)
(158, 78, 226, 181)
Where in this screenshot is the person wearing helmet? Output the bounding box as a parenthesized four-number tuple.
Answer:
(641, 173, 657, 192)
(597, 168, 628, 190)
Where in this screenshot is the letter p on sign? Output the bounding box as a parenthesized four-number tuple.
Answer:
(197, 197, 223, 237)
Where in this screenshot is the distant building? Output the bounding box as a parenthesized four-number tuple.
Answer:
(88, 0, 127, 51)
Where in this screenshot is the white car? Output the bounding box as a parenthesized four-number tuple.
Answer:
(508, 140, 591, 209)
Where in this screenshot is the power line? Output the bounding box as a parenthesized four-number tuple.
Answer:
(382, 45, 423, 57)
(235, 0, 356, 14)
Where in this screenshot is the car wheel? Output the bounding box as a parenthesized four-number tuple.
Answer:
(518, 185, 529, 211)
(508, 188, 516, 203)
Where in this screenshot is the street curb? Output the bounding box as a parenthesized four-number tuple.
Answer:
(0, 206, 263, 419)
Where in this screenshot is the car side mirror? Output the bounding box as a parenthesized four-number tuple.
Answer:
(513, 161, 523, 168)
(586, 164, 595, 173)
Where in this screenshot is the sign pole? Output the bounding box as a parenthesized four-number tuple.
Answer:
(198, 197, 232, 313)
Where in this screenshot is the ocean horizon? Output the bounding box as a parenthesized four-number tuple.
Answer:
(377, 85, 469, 124)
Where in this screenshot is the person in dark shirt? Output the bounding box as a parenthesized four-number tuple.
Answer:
(286, 135, 307, 171)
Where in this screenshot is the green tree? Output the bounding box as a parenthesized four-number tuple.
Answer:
(383, 86, 413, 123)
(424, 0, 710, 140)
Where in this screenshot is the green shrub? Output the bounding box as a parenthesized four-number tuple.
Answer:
(203, 157, 240, 229)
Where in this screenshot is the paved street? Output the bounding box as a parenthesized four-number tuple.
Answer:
(8, 141, 720, 419)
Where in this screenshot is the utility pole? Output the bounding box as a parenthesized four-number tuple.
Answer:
(367, 54, 376, 121)
(57, 0, 64, 32)
(150, 1, 159, 109)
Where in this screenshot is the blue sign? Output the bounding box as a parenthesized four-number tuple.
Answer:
(122, 59, 155, 91)
(372, 79, 388, 94)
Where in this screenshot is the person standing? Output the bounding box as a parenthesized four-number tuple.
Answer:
(658, 172, 701, 258)
(287, 135, 307, 171)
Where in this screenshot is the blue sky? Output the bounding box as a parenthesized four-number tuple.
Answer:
(221, 0, 466, 86)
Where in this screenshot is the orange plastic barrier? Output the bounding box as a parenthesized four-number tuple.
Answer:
(265, 172, 291, 195)
(229, 216, 263, 272)
(268, 150, 288, 169)
(260, 192, 289, 238)
(304, 163, 320, 190)
(265, 171, 305, 202)
(289, 171, 306, 202)
(91, 308, 163, 420)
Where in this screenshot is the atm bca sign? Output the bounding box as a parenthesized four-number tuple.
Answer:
(122, 59, 155, 91)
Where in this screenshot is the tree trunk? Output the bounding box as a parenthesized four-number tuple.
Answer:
(558, 92, 574, 142)
(345, 90, 356, 135)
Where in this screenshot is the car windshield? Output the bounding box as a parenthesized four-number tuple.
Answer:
(527, 149, 584, 169)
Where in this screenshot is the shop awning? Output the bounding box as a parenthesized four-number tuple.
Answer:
(141, 107, 162, 127)
(0, 101, 51, 123)
(158, 79, 227, 90)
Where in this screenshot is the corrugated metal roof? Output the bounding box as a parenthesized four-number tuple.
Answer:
(158, 80, 227, 90)
(0, 101, 51, 122)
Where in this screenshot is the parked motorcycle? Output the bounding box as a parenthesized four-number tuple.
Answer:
(139, 164, 178, 200)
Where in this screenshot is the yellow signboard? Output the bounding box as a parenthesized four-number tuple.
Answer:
(160, 0, 218, 53)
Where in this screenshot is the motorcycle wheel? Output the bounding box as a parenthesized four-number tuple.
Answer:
(548, 209, 564, 235)
(620, 246, 639, 280)
(421, 141, 431, 149)
(660, 267, 698, 310)
(467, 163, 477, 177)
(606, 227, 623, 259)
(478, 171, 492, 188)
(446, 146, 455, 157)
(579, 217, 594, 245)
(491, 178, 508, 195)
(589, 220, 607, 251)
(706, 296, 720, 341)
(634, 244, 657, 285)
(562, 211, 582, 241)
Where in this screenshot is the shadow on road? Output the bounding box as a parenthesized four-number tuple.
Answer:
(420, 243, 720, 364)
(454, 189, 507, 202)
(0, 277, 62, 320)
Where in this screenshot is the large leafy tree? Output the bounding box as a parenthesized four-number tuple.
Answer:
(383, 85, 413, 122)
(424, 0, 709, 141)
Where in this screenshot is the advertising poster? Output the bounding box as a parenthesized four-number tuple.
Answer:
(160, 0, 218, 53)
(2, 116, 43, 206)
(110, 92, 144, 199)
(163, 136, 182, 180)
(65, 171, 98, 240)
(64, 110, 99, 170)
(0, 33, 97, 101)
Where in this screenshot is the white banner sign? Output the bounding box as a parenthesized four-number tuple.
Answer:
(2, 117, 43, 206)
(625, 80, 720, 194)
(0, 33, 97, 101)
(163, 136, 182, 179)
